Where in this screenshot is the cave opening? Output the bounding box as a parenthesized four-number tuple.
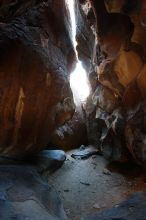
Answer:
(66, 0, 90, 106)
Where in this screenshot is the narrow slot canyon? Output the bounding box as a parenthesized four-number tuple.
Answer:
(0, 1, 146, 220)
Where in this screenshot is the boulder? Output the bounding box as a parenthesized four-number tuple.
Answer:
(0, 0, 75, 156)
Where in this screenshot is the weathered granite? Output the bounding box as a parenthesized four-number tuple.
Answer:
(0, 165, 68, 220)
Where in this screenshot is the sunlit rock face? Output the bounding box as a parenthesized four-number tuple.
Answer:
(0, 0, 76, 156)
(65, 0, 91, 105)
(50, 0, 94, 150)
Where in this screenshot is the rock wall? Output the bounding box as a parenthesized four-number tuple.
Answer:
(0, 0, 76, 156)
(88, 0, 146, 167)
(76, 0, 95, 72)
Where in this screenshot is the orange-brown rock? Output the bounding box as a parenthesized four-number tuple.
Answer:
(0, 0, 76, 156)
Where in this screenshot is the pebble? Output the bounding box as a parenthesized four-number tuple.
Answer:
(64, 189, 70, 192)
(103, 168, 111, 175)
(93, 203, 106, 209)
(93, 203, 100, 209)
(80, 181, 90, 186)
(66, 209, 70, 215)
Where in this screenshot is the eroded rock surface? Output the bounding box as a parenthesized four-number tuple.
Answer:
(83, 191, 146, 220)
(0, 0, 76, 156)
(87, 0, 146, 167)
(0, 165, 68, 220)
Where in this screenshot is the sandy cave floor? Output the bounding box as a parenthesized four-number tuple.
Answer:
(47, 150, 146, 220)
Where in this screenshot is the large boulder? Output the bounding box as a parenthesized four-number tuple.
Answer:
(0, 0, 76, 156)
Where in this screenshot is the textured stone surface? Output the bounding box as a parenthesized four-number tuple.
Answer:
(76, 0, 95, 72)
(50, 113, 88, 150)
(0, 0, 75, 156)
(87, 0, 146, 167)
(83, 191, 146, 220)
(0, 165, 68, 220)
(36, 150, 66, 173)
(0, 149, 67, 174)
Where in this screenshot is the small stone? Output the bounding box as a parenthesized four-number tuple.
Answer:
(103, 168, 111, 175)
(93, 203, 106, 209)
(71, 146, 98, 160)
(129, 207, 134, 212)
(64, 189, 69, 192)
(80, 181, 90, 186)
(0, 192, 6, 201)
(128, 182, 133, 186)
(93, 203, 100, 209)
(66, 209, 70, 215)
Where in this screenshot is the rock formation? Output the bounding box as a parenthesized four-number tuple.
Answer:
(0, 0, 76, 156)
(87, 0, 146, 167)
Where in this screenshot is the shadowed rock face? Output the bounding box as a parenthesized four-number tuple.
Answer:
(0, 0, 76, 156)
(90, 0, 132, 37)
(0, 165, 68, 220)
(83, 191, 146, 220)
(76, 0, 95, 72)
(85, 0, 146, 167)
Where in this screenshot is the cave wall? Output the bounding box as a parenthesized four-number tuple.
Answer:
(86, 0, 146, 166)
(0, 0, 76, 156)
(105, 0, 146, 50)
(76, 0, 95, 72)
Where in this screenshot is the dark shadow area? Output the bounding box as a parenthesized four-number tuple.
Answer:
(107, 161, 144, 179)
